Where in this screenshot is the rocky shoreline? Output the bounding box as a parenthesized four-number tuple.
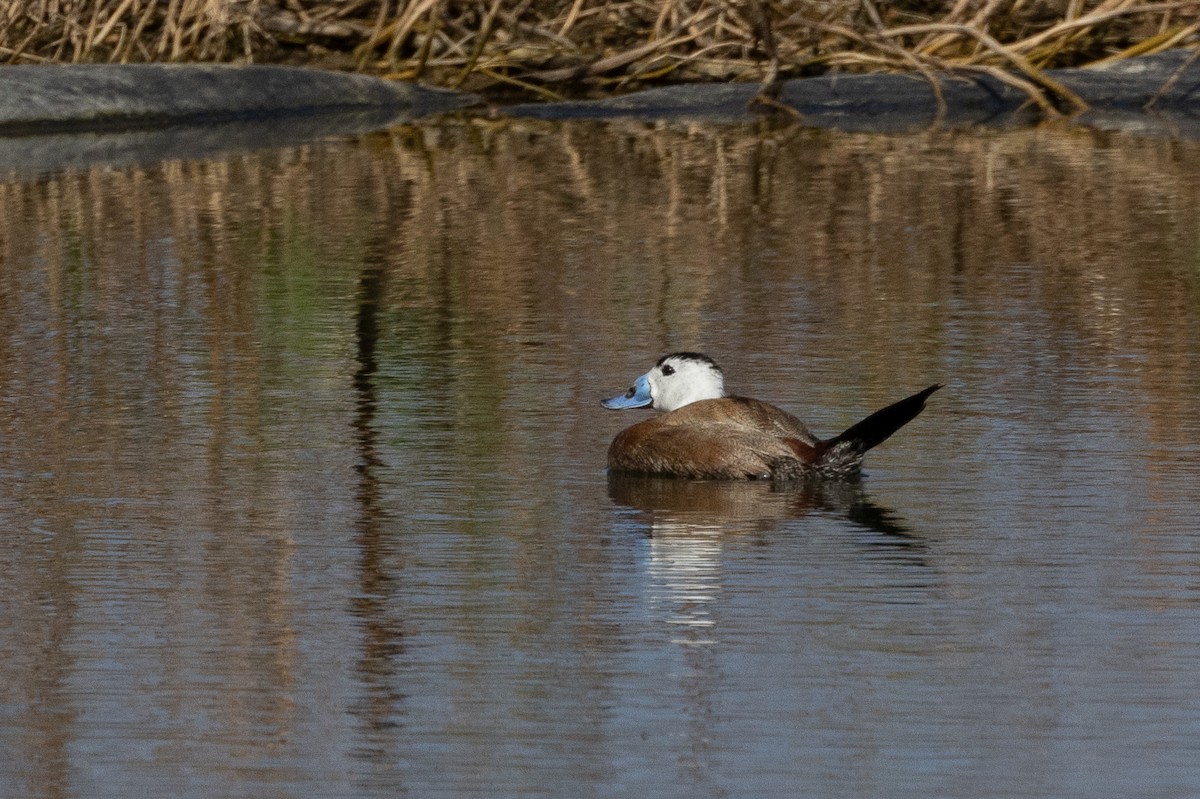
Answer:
(1, 50, 1198, 177)
(508, 50, 1200, 136)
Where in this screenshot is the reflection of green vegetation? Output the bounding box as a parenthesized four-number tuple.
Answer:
(257, 216, 358, 361)
(58, 229, 92, 327)
(373, 244, 518, 510)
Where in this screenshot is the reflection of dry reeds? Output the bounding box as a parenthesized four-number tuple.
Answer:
(4, 119, 1199, 412)
(1, 2, 1196, 100)
(3, 123, 1200, 558)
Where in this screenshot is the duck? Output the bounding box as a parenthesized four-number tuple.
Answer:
(601, 352, 941, 480)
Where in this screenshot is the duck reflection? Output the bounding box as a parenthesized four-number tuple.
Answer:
(609, 474, 931, 790)
(609, 473, 930, 642)
(608, 472, 918, 538)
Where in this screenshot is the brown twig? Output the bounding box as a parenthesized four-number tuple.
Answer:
(528, 11, 714, 83)
(880, 22, 1090, 112)
(453, 0, 502, 87)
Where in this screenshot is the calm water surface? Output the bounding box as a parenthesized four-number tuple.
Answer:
(2, 119, 1200, 798)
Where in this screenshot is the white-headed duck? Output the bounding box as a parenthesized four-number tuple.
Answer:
(601, 352, 941, 479)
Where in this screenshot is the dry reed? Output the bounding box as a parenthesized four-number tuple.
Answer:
(1, 1, 1196, 103)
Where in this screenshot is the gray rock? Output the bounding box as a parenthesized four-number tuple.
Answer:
(508, 71, 1034, 131)
(0, 110, 420, 180)
(506, 50, 1200, 136)
(1054, 49, 1200, 109)
(0, 63, 478, 178)
(0, 63, 477, 132)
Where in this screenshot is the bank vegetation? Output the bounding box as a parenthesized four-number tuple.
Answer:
(1, 1, 1197, 100)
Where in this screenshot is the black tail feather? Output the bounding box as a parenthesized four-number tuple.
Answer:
(828, 383, 942, 454)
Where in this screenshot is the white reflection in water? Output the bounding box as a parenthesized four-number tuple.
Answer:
(645, 521, 724, 645)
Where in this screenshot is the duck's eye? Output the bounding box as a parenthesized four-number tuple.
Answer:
(661, 364, 675, 376)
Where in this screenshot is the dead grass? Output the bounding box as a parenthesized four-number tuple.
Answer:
(1, 0, 1197, 103)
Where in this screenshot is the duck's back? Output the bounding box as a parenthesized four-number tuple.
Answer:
(607, 397, 820, 479)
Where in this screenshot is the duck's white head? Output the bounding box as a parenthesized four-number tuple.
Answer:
(601, 352, 726, 412)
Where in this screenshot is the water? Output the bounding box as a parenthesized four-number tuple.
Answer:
(2, 119, 1200, 798)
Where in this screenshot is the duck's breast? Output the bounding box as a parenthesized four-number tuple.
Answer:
(607, 397, 820, 479)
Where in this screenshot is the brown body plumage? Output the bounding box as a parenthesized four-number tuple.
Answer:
(608, 397, 819, 479)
